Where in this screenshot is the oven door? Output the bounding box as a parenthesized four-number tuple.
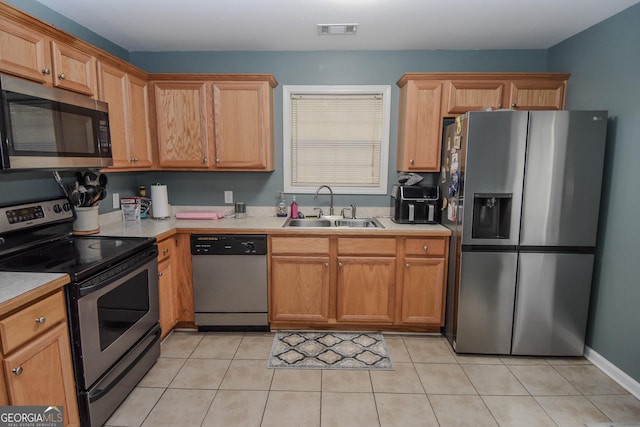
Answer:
(75, 254, 159, 387)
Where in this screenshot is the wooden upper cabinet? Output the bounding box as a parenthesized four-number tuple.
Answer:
(126, 74, 154, 168)
(98, 63, 153, 169)
(445, 80, 507, 114)
(0, 19, 52, 84)
(153, 81, 211, 168)
(212, 81, 274, 170)
(508, 78, 567, 110)
(50, 40, 96, 96)
(396, 79, 444, 172)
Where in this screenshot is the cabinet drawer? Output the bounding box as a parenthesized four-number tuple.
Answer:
(0, 291, 66, 354)
(404, 238, 446, 256)
(270, 237, 329, 255)
(157, 237, 175, 263)
(338, 238, 396, 256)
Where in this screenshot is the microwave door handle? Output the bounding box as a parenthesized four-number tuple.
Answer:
(408, 204, 415, 222)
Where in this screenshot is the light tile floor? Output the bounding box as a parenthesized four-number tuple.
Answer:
(104, 331, 640, 427)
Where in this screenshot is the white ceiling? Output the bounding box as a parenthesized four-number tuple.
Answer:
(35, 0, 639, 52)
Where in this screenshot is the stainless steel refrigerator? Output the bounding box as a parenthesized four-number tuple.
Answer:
(441, 110, 608, 356)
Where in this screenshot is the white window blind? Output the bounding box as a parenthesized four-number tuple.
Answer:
(283, 86, 390, 195)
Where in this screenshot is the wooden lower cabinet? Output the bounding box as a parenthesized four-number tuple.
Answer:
(157, 235, 179, 338)
(336, 256, 395, 324)
(269, 235, 447, 330)
(398, 238, 448, 327)
(400, 258, 446, 325)
(270, 255, 331, 322)
(0, 290, 79, 426)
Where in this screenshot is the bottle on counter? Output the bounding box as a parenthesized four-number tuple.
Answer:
(290, 196, 298, 219)
(276, 192, 288, 217)
(138, 185, 147, 218)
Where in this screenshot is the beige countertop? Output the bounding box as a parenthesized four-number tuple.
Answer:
(96, 215, 451, 239)
(0, 272, 69, 315)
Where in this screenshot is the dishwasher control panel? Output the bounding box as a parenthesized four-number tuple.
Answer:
(191, 234, 267, 255)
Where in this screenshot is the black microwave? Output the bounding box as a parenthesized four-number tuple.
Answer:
(0, 73, 112, 171)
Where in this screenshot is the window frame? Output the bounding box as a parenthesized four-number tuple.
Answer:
(282, 84, 391, 195)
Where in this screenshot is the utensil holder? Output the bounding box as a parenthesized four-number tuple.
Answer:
(73, 206, 100, 235)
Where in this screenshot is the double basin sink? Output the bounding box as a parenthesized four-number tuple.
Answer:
(283, 217, 384, 228)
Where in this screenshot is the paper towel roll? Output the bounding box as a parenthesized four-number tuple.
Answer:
(151, 184, 170, 219)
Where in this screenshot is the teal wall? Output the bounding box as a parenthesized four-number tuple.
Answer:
(548, 3, 640, 383)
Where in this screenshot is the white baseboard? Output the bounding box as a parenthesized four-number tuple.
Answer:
(584, 345, 640, 399)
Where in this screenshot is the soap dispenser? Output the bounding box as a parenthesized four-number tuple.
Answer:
(291, 196, 299, 219)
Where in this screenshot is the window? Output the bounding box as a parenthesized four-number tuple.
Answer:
(283, 85, 391, 194)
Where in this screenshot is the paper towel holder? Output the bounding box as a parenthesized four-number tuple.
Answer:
(150, 182, 170, 220)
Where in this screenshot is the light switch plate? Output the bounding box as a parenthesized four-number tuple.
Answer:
(112, 193, 120, 209)
(224, 191, 233, 204)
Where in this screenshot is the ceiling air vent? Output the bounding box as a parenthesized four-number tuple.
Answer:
(317, 24, 358, 35)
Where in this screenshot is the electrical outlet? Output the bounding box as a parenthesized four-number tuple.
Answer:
(112, 193, 120, 209)
(224, 191, 233, 204)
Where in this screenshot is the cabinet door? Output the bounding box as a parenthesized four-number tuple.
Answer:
(0, 19, 52, 84)
(158, 257, 177, 339)
(400, 257, 446, 325)
(0, 355, 7, 406)
(154, 81, 211, 168)
(445, 80, 506, 113)
(508, 79, 566, 110)
(336, 257, 395, 324)
(127, 74, 154, 168)
(212, 81, 274, 170)
(270, 256, 330, 323)
(97, 62, 130, 167)
(50, 40, 95, 96)
(3, 322, 80, 426)
(397, 80, 443, 171)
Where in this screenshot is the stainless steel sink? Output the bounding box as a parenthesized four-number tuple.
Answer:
(334, 218, 383, 228)
(283, 218, 332, 227)
(283, 217, 383, 228)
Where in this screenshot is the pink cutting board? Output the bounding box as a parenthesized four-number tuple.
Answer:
(175, 211, 222, 220)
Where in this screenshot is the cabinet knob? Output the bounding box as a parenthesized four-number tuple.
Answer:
(497, 103, 502, 108)
(338, 262, 343, 268)
(324, 262, 329, 268)
(409, 159, 415, 165)
(158, 271, 164, 277)
(406, 263, 411, 268)
(42, 68, 51, 75)
(12, 367, 23, 376)
(423, 245, 429, 251)
(511, 103, 517, 108)
(58, 73, 66, 80)
(35, 316, 46, 325)
(203, 158, 208, 164)
(215, 158, 221, 163)
(163, 248, 169, 255)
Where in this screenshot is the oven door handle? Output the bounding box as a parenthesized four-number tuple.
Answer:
(78, 250, 157, 297)
(87, 325, 160, 403)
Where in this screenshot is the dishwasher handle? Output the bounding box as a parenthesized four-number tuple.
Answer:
(191, 234, 267, 255)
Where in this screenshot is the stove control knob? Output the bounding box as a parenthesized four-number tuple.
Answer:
(53, 204, 62, 213)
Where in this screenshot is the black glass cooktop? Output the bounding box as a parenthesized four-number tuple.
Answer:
(0, 236, 155, 281)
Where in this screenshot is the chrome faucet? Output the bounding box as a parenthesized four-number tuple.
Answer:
(314, 185, 334, 216)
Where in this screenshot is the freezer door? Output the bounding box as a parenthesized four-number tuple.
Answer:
(461, 111, 528, 246)
(512, 252, 594, 356)
(520, 111, 608, 247)
(454, 250, 518, 355)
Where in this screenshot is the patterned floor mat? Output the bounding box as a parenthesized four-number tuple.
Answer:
(268, 331, 394, 370)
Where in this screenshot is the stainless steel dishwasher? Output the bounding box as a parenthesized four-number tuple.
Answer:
(191, 234, 268, 330)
